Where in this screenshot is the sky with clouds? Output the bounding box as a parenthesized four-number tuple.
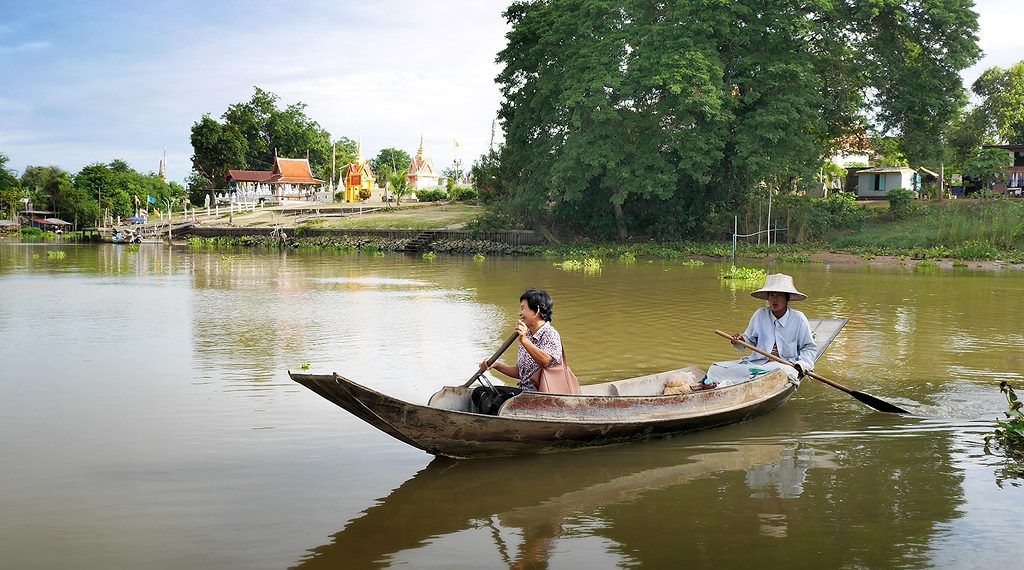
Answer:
(1, 0, 1022, 183)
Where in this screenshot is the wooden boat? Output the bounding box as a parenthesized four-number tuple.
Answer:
(289, 318, 847, 459)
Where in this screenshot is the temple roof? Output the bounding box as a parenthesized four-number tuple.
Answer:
(408, 135, 437, 177)
(227, 169, 274, 183)
(270, 157, 325, 185)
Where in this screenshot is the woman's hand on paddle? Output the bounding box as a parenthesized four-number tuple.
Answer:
(515, 320, 529, 340)
(479, 359, 492, 371)
(730, 333, 745, 346)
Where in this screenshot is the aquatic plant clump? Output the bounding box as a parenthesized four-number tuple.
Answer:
(680, 259, 705, 267)
(985, 382, 1024, 480)
(776, 252, 809, 264)
(719, 265, 765, 281)
(556, 257, 602, 273)
(46, 250, 67, 260)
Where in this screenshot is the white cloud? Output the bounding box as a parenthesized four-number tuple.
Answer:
(0, 40, 51, 53)
(3, 0, 1021, 183)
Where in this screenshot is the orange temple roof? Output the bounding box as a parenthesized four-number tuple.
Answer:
(270, 157, 325, 185)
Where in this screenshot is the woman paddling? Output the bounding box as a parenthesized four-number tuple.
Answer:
(473, 288, 564, 413)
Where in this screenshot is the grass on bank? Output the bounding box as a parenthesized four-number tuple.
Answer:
(316, 203, 482, 230)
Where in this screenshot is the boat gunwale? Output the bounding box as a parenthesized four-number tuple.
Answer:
(287, 370, 796, 427)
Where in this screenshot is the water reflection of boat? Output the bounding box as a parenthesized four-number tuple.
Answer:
(290, 319, 847, 459)
(290, 442, 792, 569)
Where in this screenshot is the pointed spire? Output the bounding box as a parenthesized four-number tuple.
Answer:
(159, 147, 168, 182)
(356, 139, 363, 163)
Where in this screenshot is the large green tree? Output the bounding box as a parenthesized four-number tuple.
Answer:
(20, 165, 68, 212)
(0, 154, 26, 219)
(493, 0, 980, 239)
(370, 147, 412, 180)
(190, 115, 247, 195)
(221, 87, 334, 180)
(972, 61, 1024, 145)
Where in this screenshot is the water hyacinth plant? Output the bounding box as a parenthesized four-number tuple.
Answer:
(556, 258, 602, 273)
(720, 265, 765, 281)
(681, 259, 705, 267)
(985, 382, 1024, 480)
(46, 250, 67, 260)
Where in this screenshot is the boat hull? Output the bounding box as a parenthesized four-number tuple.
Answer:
(288, 371, 797, 459)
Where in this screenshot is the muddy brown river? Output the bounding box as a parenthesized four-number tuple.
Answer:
(1, 240, 1022, 569)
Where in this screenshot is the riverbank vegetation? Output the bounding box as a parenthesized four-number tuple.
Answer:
(0, 153, 185, 228)
(480, 0, 982, 241)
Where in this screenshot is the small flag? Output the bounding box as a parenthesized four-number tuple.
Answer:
(453, 138, 460, 149)
(147, 195, 156, 204)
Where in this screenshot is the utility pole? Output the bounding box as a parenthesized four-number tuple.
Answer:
(939, 162, 945, 202)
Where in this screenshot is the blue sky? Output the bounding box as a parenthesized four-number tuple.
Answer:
(1, 0, 1022, 183)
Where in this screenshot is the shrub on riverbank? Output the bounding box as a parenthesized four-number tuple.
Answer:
(773, 192, 874, 241)
(185, 234, 534, 255)
(416, 189, 447, 202)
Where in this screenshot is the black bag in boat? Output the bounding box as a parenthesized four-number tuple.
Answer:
(471, 386, 523, 415)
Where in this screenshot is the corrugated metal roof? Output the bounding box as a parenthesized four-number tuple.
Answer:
(857, 167, 914, 174)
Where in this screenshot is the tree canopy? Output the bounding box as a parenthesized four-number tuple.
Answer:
(972, 61, 1024, 145)
(190, 87, 336, 186)
(370, 147, 412, 179)
(492, 0, 981, 239)
(0, 154, 26, 219)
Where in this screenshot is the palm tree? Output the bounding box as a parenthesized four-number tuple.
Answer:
(387, 170, 410, 206)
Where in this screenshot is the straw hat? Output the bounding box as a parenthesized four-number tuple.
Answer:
(750, 273, 807, 301)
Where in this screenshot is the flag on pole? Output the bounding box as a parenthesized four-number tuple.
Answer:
(453, 138, 460, 149)
(147, 195, 156, 204)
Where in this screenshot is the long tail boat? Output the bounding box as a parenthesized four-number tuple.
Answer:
(289, 318, 847, 459)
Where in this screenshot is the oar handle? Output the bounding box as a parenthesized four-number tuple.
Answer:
(712, 329, 852, 394)
(463, 333, 519, 388)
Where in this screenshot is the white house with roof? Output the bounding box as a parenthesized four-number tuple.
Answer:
(855, 167, 919, 198)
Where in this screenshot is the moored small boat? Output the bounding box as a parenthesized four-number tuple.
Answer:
(289, 318, 847, 459)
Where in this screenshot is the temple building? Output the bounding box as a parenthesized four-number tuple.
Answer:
(343, 143, 376, 202)
(226, 154, 324, 200)
(407, 135, 439, 191)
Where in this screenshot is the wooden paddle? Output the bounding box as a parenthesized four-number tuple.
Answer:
(463, 333, 519, 388)
(714, 329, 910, 414)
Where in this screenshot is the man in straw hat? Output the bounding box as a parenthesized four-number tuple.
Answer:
(730, 273, 818, 378)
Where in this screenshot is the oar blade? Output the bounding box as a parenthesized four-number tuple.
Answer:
(851, 390, 911, 414)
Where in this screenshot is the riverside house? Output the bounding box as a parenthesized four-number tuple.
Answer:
(855, 167, 920, 199)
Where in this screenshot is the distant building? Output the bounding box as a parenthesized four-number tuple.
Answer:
(18, 208, 72, 230)
(225, 154, 325, 200)
(407, 135, 439, 191)
(855, 167, 919, 199)
(344, 142, 376, 202)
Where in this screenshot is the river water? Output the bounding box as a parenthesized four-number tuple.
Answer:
(1, 240, 1022, 569)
